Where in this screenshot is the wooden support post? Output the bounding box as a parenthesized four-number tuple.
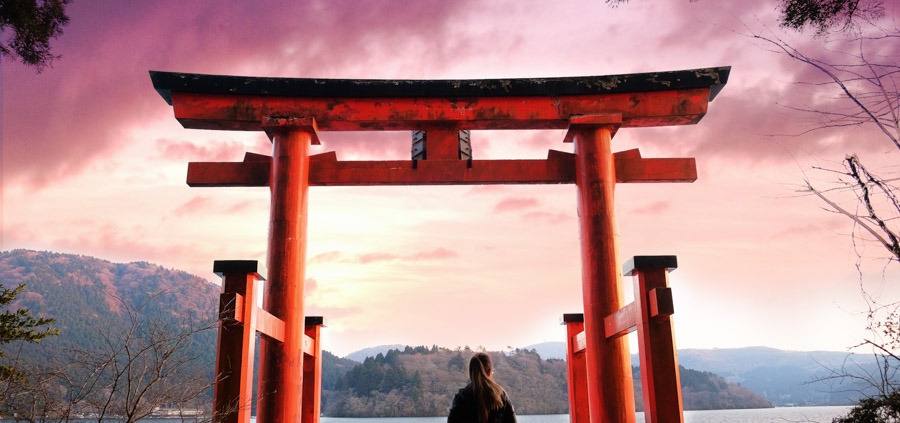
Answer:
(212, 260, 264, 423)
(626, 256, 683, 423)
(424, 127, 463, 160)
(563, 314, 590, 423)
(257, 119, 315, 423)
(573, 115, 637, 423)
(302, 316, 325, 423)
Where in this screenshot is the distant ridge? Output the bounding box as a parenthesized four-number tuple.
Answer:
(524, 341, 873, 406)
(344, 344, 406, 362)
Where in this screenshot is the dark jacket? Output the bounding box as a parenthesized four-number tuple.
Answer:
(447, 384, 516, 423)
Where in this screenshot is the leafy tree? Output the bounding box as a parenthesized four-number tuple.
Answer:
(0, 0, 70, 69)
(0, 282, 58, 378)
(779, 0, 885, 33)
(447, 352, 465, 371)
(606, 0, 886, 34)
(833, 390, 900, 422)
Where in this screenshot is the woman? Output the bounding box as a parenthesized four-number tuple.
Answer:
(448, 352, 517, 423)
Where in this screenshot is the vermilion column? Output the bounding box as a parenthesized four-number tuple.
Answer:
(257, 125, 313, 423)
(574, 124, 637, 423)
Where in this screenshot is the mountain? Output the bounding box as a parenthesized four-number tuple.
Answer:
(0, 249, 219, 357)
(524, 342, 876, 406)
(678, 346, 873, 406)
(345, 344, 406, 362)
(322, 350, 360, 390)
(0, 249, 222, 418)
(639, 366, 770, 410)
(525, 341, 566, 361)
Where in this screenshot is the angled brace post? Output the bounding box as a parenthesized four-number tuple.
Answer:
(302, 316, 326, 423)
(625, 255, 683, 423)
(562, 313, 590, 423)
(213, 260, 265, 423)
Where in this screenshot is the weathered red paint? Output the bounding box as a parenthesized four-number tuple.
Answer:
(421, 128, 463, 160)
(604, 302, 638, 339)
(574, 124, 637, 423)
(302, 318, 325, 423)
(564, 317, 590, 423)
(257, 127, 313, 423)
(632, 266, 684, 423)
(169, 89, 710, 131)
(228, 292, 292, 344)
(185, 153, 696, 187)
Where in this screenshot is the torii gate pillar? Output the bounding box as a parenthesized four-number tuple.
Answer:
(573, 117, 636, 422)
(257, 121, 315, 423)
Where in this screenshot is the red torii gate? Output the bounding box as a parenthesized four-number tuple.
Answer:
(150, 66, 729, 423)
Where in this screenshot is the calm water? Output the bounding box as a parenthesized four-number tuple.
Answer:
(319, 406, 853, 423)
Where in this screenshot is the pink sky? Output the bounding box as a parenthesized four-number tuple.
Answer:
(2, 0, 898, 356)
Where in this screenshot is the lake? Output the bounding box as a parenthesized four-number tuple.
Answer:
(319, 406, 853, 423)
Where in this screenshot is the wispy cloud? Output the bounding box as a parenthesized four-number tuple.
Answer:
(494, 197, 540, 212)
(312, 248, 458, 265)
(630, 200, 671, 215)
(173, 196, 212, 216)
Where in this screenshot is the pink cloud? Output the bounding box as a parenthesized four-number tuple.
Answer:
(173, 196, 211, 216)
(357, 248, 458, 264)
(305, 305, 361, 322)
(305, 277, 318, 295)
(631, 200, 672, 215)
(310, 251, 344, 264)
(494, 197, 540, 212)
(467, 185, 508, 196)
(358, 252, 400, 264)
(521, 211, 572, 224)
(50, 223, 198, 267)
(771, 218, 846, 239)
(158, 139, 247, 162)
(226, 200, 255, 214)
(2, 0, 477, 187)
(311, 248, 457, 265)
(410, 247, 458, 260)
(519, 131, 560, 150)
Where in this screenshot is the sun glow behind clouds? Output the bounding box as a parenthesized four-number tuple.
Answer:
(3, 0, 900, 356)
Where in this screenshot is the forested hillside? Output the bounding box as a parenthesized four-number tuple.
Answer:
(0, 250, 220, 419)
(320, 346, 772, 417)
(0, 249, 219, 359)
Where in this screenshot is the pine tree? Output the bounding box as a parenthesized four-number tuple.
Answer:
(0, 282, 58, 378)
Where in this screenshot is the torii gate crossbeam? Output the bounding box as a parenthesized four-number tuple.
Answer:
(150, 66, 730, 423)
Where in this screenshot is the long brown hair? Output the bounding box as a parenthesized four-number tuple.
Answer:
(468, 352, 505, 423)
